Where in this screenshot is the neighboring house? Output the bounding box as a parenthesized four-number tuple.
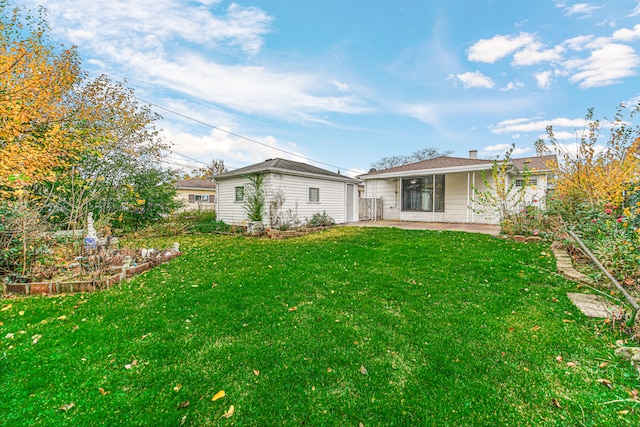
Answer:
(214, 158, 360, 226)
(358, 150, 557, 225)
(173, 179, 217, 212)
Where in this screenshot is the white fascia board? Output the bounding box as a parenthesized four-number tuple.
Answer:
(361, 163, 497, 180)
(269, 168, 360, 183)
(217, 168, 359, 183)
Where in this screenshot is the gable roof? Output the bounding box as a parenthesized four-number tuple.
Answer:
(214, 158, 359, 183)
(173, 178, 217, 190)
(359, 154, 557, 179)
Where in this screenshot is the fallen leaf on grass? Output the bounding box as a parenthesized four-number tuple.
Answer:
(178, 401, 190, 409)
(253, 369, 260, 376)
(618, 409, 630, 415)
(288, 306, 297, 312)
(1, 304, 12, 312)
(552, 297, 559, 303)
(221, 405, 235, 418)
(359, 365, 368, 375)
(551, 398, 562, 408)
(99, 387, 110, 396)
(566, 362, 576, 367)
(562, 319, 573, 323)
(597, 379, 613, 388)
(599, 362, 608, 368)
(124, 360, 138, 370)
(173, 384, 182, 392)
(59, 402, 75, 412)
(212, 390, 225, 401)
(531, 325, 540, 331)
(31, 334, 42, 344)
(57, 315, 67, 321)
(555, 356, 563, 363)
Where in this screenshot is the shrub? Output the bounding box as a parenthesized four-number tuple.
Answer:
(306, 211, 334, 227)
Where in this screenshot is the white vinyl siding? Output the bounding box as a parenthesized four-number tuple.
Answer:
(216, 173, 358, 226)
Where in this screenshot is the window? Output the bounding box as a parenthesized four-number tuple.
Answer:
(515, 178, 538, 187)
(235, 186, 244, 202)
(402, 175, 445, 212)
(308, 187, 320, 203)
(195, 195, 208, 202)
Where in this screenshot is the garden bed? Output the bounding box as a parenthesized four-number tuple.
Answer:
(2, 250, 181, 297)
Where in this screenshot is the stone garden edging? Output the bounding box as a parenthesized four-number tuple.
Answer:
(2, 252, 181, 297)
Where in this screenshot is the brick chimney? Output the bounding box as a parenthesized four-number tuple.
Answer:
(469, 150, 478, 159)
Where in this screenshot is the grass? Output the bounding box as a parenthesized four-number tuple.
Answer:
(1, 227, 639, 426)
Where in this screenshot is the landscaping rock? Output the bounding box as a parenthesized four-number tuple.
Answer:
(513, 235, 527, 242)
(614, 347, 640, 374)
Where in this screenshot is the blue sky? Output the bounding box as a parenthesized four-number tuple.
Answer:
(24, 0, 640, 176)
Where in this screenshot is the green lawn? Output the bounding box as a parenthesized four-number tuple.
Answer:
(1, 227, 639, 426)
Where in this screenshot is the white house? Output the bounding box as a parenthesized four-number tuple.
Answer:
(358, 150, 556, 225)
(214, 158, 360, 226)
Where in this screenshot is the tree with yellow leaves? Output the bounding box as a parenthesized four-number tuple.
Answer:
(0, 1, 87, 195)
(538, 104, 640, 208)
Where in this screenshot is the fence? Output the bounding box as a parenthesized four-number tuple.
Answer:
(359, 198, 383, 221)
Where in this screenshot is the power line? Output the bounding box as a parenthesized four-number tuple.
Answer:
(136, 96, 361, 176)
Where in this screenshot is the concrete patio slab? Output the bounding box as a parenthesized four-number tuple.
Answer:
(347, 220, 501, 236)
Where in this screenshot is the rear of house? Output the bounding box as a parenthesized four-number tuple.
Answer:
(214, 158, 359, 227)
(359, 151, 556, 225)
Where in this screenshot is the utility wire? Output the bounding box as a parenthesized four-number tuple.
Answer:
(136, 96, 361, 176)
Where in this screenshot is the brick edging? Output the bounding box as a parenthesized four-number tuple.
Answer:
(3, 252, 182, 297)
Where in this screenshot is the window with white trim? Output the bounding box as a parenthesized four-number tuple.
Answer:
(235, 186, 245, 202)
(402, 175, 445, 212)
(308, 187, 320, 203)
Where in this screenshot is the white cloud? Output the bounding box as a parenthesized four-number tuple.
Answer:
(480, 144, 532, 157)
(26, 0, 372, 124)
(467, 33, 535, 63)
(161, 127, 303, 171)
(491, 117, 586, 134)
(612, 24, 640, 42)
(534, 71, 553, 89)
(455, 71, 495, 89)
(500, 81, 524, 91)
(632, 2, 640, 17)
(512, 43, 564, 66)
(563, 35, 595, 51)
(557, 2, 603, 18)
(565, 43, 640, 88)
(330, 79, 351, 92)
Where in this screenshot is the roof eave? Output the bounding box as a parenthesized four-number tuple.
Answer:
(359, 163, 497, 179)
